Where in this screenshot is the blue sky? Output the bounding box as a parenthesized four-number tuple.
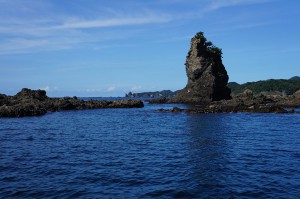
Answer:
(0, 0, 299, 97)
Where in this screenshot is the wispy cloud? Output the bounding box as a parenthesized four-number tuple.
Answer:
(106, 86, 117, 92)
(0, 0, 275, 55)
(207, 0, 272, 10)
(131, 85, 142, 91)
(0, 0, 172, 55)
(49, 15, 171, 30)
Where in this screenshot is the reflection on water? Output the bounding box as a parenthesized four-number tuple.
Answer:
(185, 114, 231, 197)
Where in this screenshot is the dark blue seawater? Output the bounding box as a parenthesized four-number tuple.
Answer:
(1, 101, 300, 198)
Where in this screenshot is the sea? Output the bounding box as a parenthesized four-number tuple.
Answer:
(0, 98, 300, 198)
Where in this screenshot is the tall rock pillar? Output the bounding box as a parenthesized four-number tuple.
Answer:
(173, 32, 231, 103)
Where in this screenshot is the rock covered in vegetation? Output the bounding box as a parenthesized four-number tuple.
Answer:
(228, 77, 300, 95)
(172, 32, 231, 103)
(0, 88, 144, 117)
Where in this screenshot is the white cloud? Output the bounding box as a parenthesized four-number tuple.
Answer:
(41, 86, 50, 91)
(208, 0, 272, 10)
(106, 86, 116, 92)
(131, 85, 142, 91)
(0, 0, 172, 55)
(49, 15, 171, 30)
(86, 88, 101, 93)
(41, 86, 58, 92)
(0, 0, 274, 55)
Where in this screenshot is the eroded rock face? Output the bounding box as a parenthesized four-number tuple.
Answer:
(172, 32, 231, 103)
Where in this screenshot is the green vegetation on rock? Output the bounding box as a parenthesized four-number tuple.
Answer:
(228, 76, 300, 95)
(194, 32, 222, 57)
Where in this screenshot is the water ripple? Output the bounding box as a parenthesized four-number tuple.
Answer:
(0, 105, 300, 198)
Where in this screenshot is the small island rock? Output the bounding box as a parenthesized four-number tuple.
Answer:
(172, 32, 231, 103)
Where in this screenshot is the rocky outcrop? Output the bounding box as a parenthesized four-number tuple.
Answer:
(15, 88, 48, 101)
(148, 96, 168, 104)
(126, 90, 178, 98)
(0, 88, 144, 117)
(158, 105, 294, 114)
(172, 32, 231, 103)
(159, 89, 300, 114)
(294, 90, 300, 99)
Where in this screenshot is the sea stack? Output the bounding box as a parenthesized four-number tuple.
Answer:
(172, 32, 231, 103)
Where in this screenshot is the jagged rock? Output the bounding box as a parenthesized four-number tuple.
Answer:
(172, 32, 231, 103)
(0, 88, 144, 117)
(0, 104, 47, 117)
(109, 100, 144, 108)
(0, 94, 9, 106)
(15, 88, 48, 101)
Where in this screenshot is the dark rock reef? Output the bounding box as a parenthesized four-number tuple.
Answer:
(0, 88, 144, 117)
(158, 89, 300, 114)
(172, 32, 231, 103)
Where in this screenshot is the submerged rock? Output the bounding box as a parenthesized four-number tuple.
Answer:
(0, 88, 144, 117)
(172, 32, 231, 103)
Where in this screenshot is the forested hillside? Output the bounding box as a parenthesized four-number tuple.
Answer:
(228, 77, 300, 95)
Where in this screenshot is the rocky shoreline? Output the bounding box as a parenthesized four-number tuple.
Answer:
(154, 89, 300, 114)
(1, 88, 299, 117)
(0, 88, 144, 117)
(158, 105, 299, 114)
